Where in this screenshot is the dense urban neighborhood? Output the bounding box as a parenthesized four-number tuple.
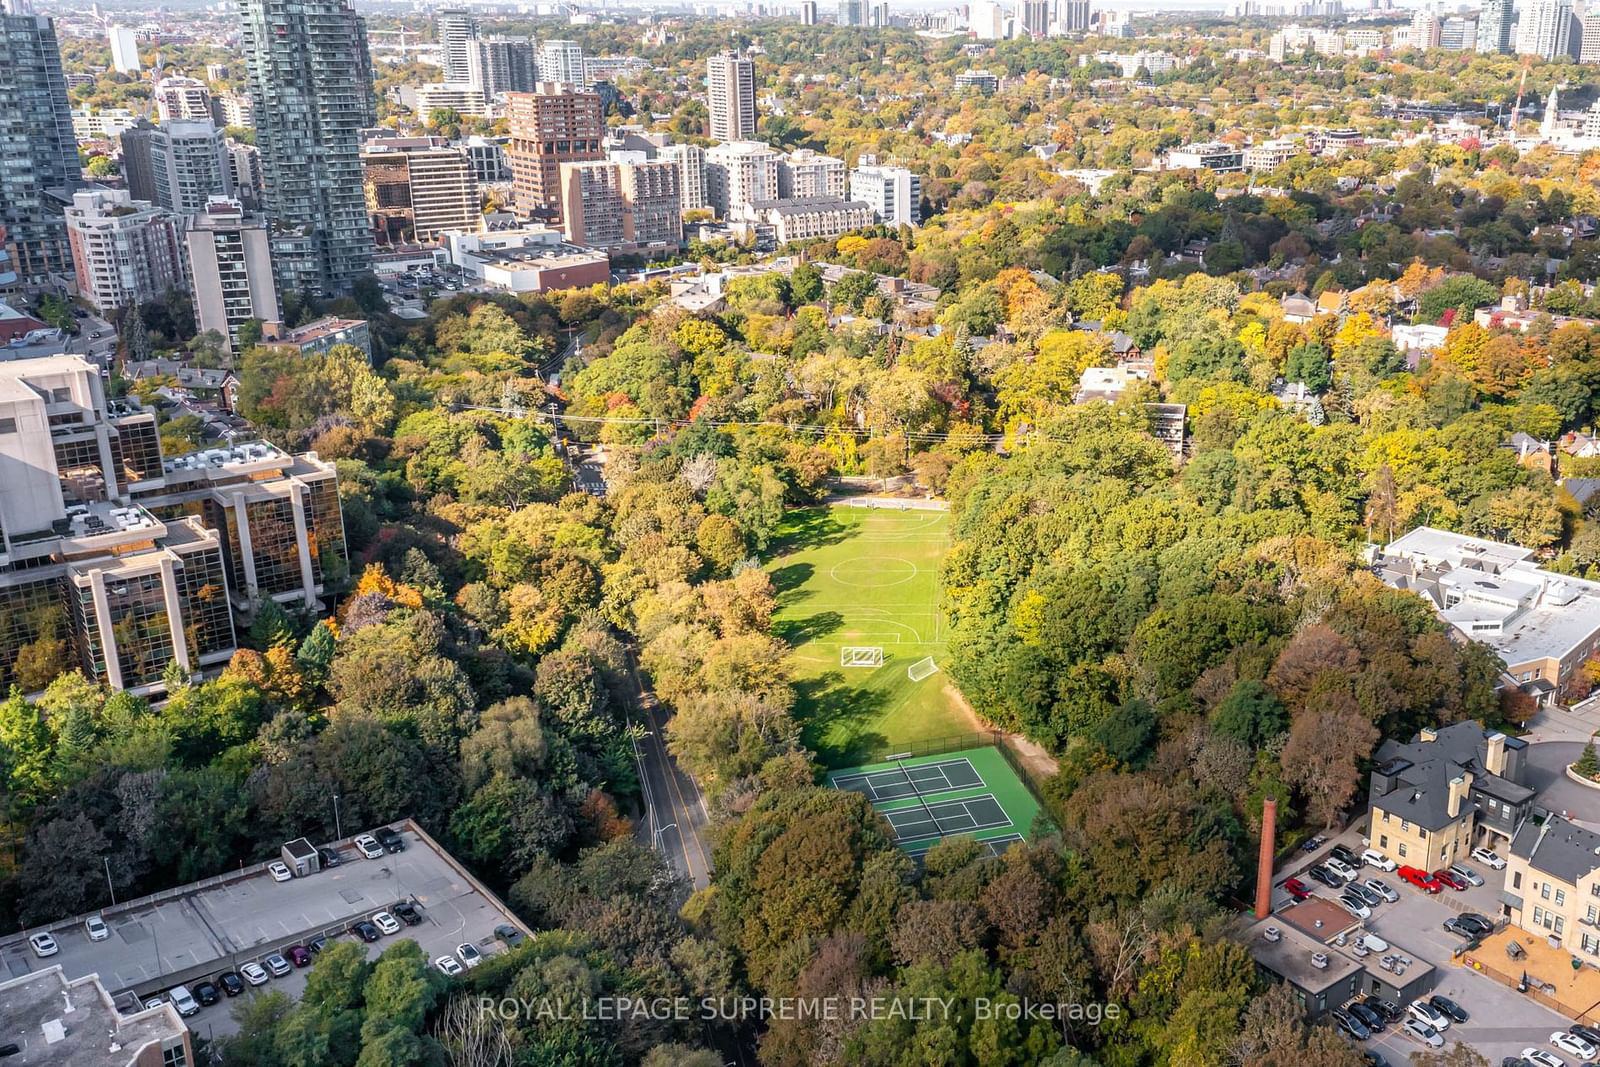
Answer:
(10, 0, 1600, 1064)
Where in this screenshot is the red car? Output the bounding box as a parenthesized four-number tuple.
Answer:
(1282, 877, 1312, 901)
(1398, 865, 1442, 893)
(1432, 869, 1468, 891)
(286, 944, 311, 968)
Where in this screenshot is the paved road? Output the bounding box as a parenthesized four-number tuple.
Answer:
(626, 653, 712, 891)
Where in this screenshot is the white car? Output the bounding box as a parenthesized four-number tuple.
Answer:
(1338, 892, 1371, 919)
(1404, 1020, 1445, 1049)
(354, 834, 383, 860)
(28, 932, 58, 957)
(1525, 1049, 1569, 1067)
(1554, 1032, 1599, 1061)
(168, 985, 199, 1017)
(1472, 846, 1508, 870)
(1325, 857, 1359, 880)
(1409, 999, 1451, 1030)
(371, 911, 401, 935)
(240, 962, 270, 986)
(456, 942, 483, 969)
(1363, 878, 1399, 903)
(1361, 848, 1397, 871)
(267, 861, 293, 882)
(435, 955, 463, 977)
(84, 915, 109, 942)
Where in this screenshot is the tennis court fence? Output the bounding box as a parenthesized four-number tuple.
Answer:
(859, 730, 1058, 835)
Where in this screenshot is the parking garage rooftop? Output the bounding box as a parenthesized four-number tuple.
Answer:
(0, 822, 530, 1007)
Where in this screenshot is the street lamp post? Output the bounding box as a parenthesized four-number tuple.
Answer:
(332, 794, 343, 841)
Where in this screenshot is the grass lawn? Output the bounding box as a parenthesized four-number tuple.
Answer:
(766, 504, 974, 768)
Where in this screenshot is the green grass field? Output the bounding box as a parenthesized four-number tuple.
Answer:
(766, 503, 972, 767)
(826, 747, 1043, 857)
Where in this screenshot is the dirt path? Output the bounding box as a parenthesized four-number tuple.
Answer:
(942, 682, 1060, 778)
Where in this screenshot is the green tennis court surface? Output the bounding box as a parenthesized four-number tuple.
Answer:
(827, 746, 1040, 859)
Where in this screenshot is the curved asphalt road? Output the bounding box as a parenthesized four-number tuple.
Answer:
(1524, 741, 1600, 822)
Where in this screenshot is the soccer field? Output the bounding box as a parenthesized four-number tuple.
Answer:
(766, 503, 971, 767)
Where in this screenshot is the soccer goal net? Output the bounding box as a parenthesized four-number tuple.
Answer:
(840, 646, 884, 668)
(907, 656, 939, 682)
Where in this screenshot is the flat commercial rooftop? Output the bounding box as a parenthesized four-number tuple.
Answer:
(0, 967, 186, 1067)
(0, 823, 529, 1007)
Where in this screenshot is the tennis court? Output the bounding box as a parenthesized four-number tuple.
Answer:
(827, 745, 1043, 859)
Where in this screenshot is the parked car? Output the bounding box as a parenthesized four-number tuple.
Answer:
(84, 915, 109, 942)
(317, 846, 342, 868)
(194, 981, 219, 1007)
(1333, 1007, 1372, 1041)
(374, 826, 405, 853)
(267, 861, 293, 882)
(1448, 863, 1485, 887)
(1398, 866, 1442, 893)
(1460, 913, 1495, 937)
(435, 955, 464, 977)
(28, 932, 57, 958)
(286, 944, 311, 967)
(1574, 1024, 1600, 1049)
(1364, 878, 1399, 903)
(1429, 995, 1469, 1024)
(1404, 1020, 1445, 1049)
(218, 972, 244, 997)
(1348, 1000, 1386, 1032)
(1444, 917, 1481, 938)
(1350, 882, 1383, 907)
(264, 953, 291, 977)
(1551, 1031, 1598, 1061)
(1409, 1000, 1452, 1031)
(494, 924, 526, 948)
(392, 900, 422, 926)
(456, 942, 484, 969)
(1362, 848, 1397, 871)
(1326, 857, 1360, 881)
(1432, 868, 1468, 891)
(1339, 891, 1371, 918)
(168, 985, 199, 1017)
(1308, 864, 1344, 888)
(371, 911, 401, 936)
(1522, 1050, 1565, 1067)
(1363, 996, 1406, 1023)
(1282, 877, 1311, 901)
(1330, 844, 1361, 867)
(307, 935, 328, 957)
(354, 834, 383, 860)
(240, 962, 270, 986)
(1473, 846, 1508, 869)
(351, 920, 381, 943)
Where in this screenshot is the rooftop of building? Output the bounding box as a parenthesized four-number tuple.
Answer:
(161, 439, 287, 475)
(1370, 721, 1531, 830)
(268, 316, 368, 346)
(0, 967, 186, 1067)
(1246, 915, 1362, 995)
(748, 196, 871, 215)
(475, 244, 608, 269)
(1510, 814, 1600, 887)
(0, 822, 531, 1005)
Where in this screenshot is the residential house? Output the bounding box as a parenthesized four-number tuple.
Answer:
(1281, 293, 1317, 323)
(1367, 722, 1533, 871)
(1504, 815, 1600, 956)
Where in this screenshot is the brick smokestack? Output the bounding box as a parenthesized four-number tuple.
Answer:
(1255, 798, 1278, 920)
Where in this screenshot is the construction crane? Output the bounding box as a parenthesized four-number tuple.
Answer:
(1508, 55, 1534, 132)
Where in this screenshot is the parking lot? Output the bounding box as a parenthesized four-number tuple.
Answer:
(0, 822, 529, 1040)
(1281, 837, 1575, 1064)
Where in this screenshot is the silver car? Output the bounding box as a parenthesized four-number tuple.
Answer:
(1363, 878, 1399, 903)
(1448, 863, 1484, 887)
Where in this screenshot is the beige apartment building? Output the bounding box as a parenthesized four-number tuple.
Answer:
(558, 160, 682, 255)
(1505, 816, 1600, 957)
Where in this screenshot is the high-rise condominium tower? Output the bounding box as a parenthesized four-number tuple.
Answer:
(239, 0, 375, 294)
(0, 13, 78, 281)
(707, 51, 756, 142)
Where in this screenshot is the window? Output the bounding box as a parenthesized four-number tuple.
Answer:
(1586, 933, 1600, 956)
(1535, 905, 1545, 926)
(1401, 821, 1411, 832)
(1514, 871, 1523, 890)
(1558, 916, 1567, 935)
(1544, 883, 1553, 901)
(1587, 904, 1596, 924)
(1379, 835, 1389, 849)
(1419, 827, 1428, 839)
(1382, 811, 1391, 824)
(162, 1042, 188, 1067)
(0, 417, 14, 434)
(1398, 843, 1408, 858)
(1558, 889, 1568, 907)
(51, 387, 70, 403)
